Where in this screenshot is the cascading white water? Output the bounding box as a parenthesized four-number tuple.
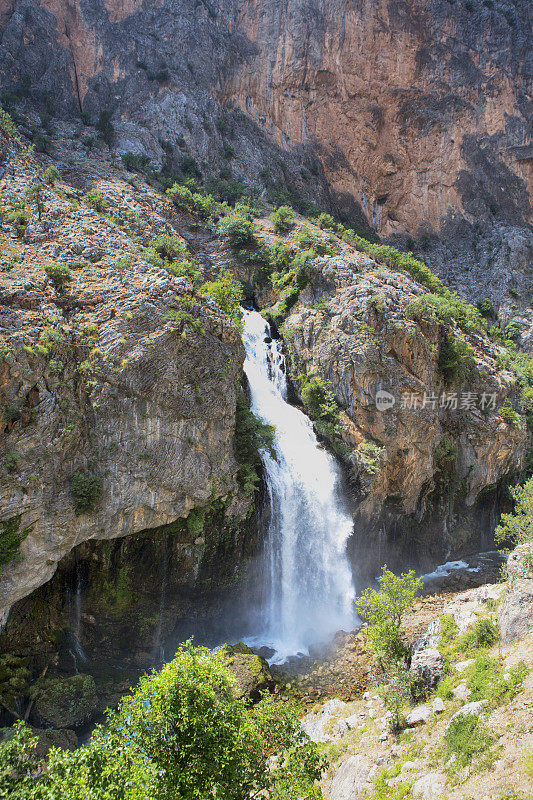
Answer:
(242, 309, 355, 662)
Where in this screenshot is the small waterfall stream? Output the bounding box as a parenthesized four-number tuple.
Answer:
(242, 310, 355, 662)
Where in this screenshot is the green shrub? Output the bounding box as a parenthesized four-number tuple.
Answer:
(407, 292, 485, 334)
(505, 321, 521, 341)
(499, 398, 522, 428)
(8, 209, 28, 237)
(0, 106, 17, 137)
(44, 165, 60, 185)
(436, 674, 455, 700)
(444, 713, 496, 772)
(380, 659, 418, 732)
(217, 211, 257, 247)
(167, 182, 215, 219)
(200, 269, 243, 328)
(495, 476, 533, 550)
(300, 374, 340, 438)
(270, 205, 296, 233)
(316, 212, 337, 231)
(70, 471, 103, 514)
(122, 151, 150, 172)
(12, 642, 322, 799)
(96, 109, 114, 144)
(44, 262, 71, 290)
(207, 178, 248, 204)
(466, 652, 528, 705)
(234, 387, 275, 496)
(356, 565, 422, 671)
(437, 331, 476, 384)
(458, 618, 499, 652)
(148, 234, 189, 263)
(0, 515, 33, 570)
(84, 188, 107, 212)
(477, 298, 495, 319)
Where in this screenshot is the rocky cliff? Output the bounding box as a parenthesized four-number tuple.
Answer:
(0, 0, 531, 307)
(0, 126, 253, 623)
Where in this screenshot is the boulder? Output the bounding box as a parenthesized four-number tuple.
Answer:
(498, 578, 533, 644)
(410, 648, 444, 689)
(406, 704, 432, 727)
(449, 700, 487, 724)
(220, 643, 272, 700)
(412, 772, 446, 799)
(330, 755, 372, 800)
(506, 544, 533, 580)
(432, 697, 445, 714)
(302, 698, 347, 742)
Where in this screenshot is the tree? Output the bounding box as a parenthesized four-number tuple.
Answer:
(217, 212, 257, 247)
(44, 262, 71, 290)
(495, 476, 533, 556)
(356, 565, 422, 670)
(0, 642, 323, 800)
(200, 268, 243, 328)
(24, 183, 44, 220)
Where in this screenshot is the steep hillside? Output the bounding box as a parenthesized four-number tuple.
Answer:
(0, 0, 531, 308)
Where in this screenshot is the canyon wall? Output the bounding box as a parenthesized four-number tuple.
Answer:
(0, 0, 531, 303)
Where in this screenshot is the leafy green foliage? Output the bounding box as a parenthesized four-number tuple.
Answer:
(465, 652, 528, 706)
(0, 515, 33, 569)
(499, 398, 522, 428)
(24, 183, 44, 220)
(316, 212, 338, 232)
(0, 643, 324, 800)
(31, 674, 98, 728)
(234, 386, 276, 496)
(458, 618, 499, 652)
(477, 297, 495, 319)
(371, 763, 413, 800)
(84, 189, 107, 212)
(270, 205, 296, 233)
(44, 262, 71, 290)
(206, 178, 248, 204)
(443, 714, 496, 773)
(122, 151, 150, 172)
(300, 374, 341, 438)
(44, 165, 60, 185)
(70, 471, 103, 514)
(167, 182, 215, 219)
(142, 235, 203, 286)
(380, 659, 418, 732)
(437, 331, 476, 384)
(356, 565, 422, 671)
(268, 247, 314, 325)
(217, 211, 257, 247)
(200, 269, 243, 329)
(407, 292, 485, 334)
(8, 208, 28, 237)
(0, 106, 17, 137)
(495, 476, 533, 550)
(0, 654, 30, 709)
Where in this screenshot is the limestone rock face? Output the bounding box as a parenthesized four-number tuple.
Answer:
(282, 256, 527, 573)
(0, 138, 248, 621)
(410, 648, 444, 690)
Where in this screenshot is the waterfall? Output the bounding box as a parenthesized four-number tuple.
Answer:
(242, 309, 355, 662)
(66, 563, 88, 672)
(151, 540, 168, 667)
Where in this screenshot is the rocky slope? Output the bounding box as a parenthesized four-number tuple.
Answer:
(305, 566, 533, 800)
(0, 125, 253, 623)
(0, 0, 531, 307)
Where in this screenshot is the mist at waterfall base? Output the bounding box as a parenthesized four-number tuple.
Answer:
(238, 309, 356, 663)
